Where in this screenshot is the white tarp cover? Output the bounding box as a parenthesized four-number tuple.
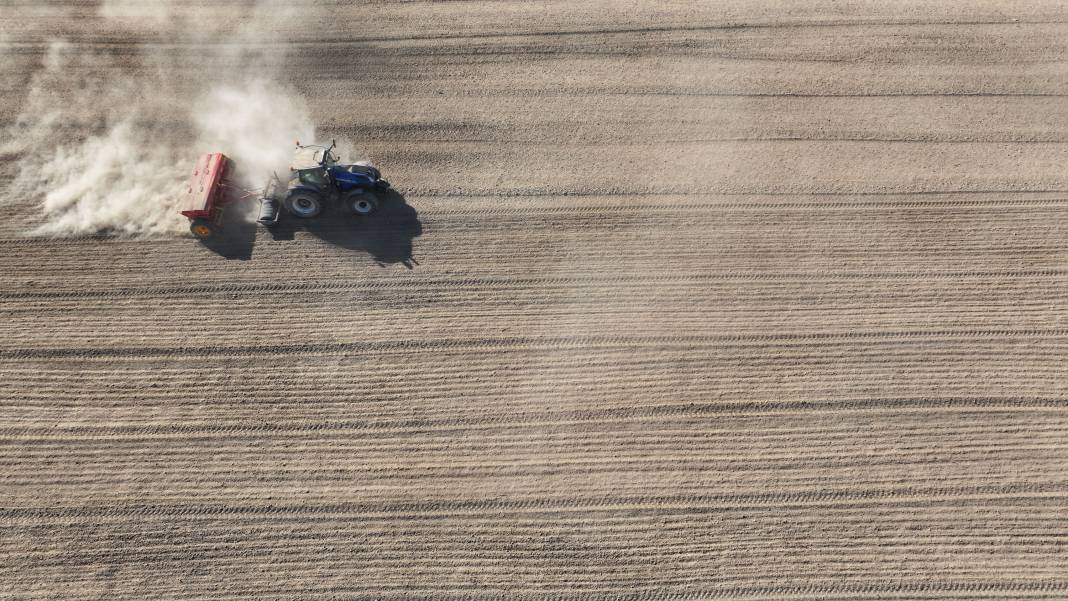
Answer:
(290, 146, 331, 170)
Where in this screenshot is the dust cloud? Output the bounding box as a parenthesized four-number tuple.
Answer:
(5, 1, 318, 236)
(194, 79, 315, 193)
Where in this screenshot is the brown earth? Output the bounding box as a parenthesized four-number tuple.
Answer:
(1, 1, 1068, 599)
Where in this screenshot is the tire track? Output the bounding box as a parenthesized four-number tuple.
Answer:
(4, 329, 1068, 359)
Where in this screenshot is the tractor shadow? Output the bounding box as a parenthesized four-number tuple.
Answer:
(267, 189, 422, 268)
(198, 201, 257, 260)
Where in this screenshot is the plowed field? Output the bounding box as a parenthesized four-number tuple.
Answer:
(2, 1, 1067, 599)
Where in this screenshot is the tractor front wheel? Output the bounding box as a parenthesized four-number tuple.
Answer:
(284, 191, 323, 218)
(190, 219, 216, 240)
(346, 190, 379, 216)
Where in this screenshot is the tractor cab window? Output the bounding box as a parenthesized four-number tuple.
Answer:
(298, 168, 330, 187)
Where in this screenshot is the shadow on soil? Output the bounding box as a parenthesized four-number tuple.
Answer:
(264, 189, 422, 268)
(197, 202, 258, 260)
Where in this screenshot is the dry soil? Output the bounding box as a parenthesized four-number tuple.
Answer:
(1, 1, 1068, 599)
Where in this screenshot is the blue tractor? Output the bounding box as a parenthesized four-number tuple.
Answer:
(257, 140, 390, 225)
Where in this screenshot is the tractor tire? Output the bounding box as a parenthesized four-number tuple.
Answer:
(346, 190, 380, 216)
(190, 218, 216, 240)
(284, 191, 323, 218)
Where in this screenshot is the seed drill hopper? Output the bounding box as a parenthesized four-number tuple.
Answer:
(179, 153, 239, 240)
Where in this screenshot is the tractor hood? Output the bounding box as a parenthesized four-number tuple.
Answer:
(331, 166, 379, 187)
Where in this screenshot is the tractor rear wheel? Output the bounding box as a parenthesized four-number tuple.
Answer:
(190, 219, 216, 240)
(284, 191, 323, 218)
(346, 190, 379, 216)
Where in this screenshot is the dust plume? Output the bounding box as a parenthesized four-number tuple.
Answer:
(26, 121, 187, 236)
(4, 2, 318, 237)
(194, 79, 315, 190)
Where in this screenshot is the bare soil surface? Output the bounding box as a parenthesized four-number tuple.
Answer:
(1, 1, 1067, 599)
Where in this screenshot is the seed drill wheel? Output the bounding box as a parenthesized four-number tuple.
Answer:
(284, 191, 323, 218)
(190, 218, 216, 240)
(346, 190, 379, 216)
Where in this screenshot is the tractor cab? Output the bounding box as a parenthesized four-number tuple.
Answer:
(291, 166, 331, 193)
(288, 145, 335, 193)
